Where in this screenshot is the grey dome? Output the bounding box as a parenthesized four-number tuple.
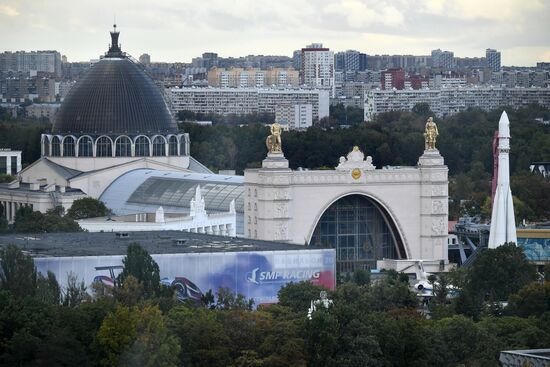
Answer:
(52, 29, 177, 135)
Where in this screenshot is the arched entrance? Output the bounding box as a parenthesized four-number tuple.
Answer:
(310, 194, 405, 273)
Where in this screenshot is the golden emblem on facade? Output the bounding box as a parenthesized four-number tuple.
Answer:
(424, 117, 439, 150)
(266, 122, 283, 154)
(351, 168, 362, 180)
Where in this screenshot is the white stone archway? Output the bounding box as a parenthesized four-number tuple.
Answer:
(244, 148, 448, 264)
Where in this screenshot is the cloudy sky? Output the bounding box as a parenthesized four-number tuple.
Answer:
(1, 0, 549, 66)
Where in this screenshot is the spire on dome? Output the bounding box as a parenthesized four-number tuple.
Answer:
(106, 23, 124, 58)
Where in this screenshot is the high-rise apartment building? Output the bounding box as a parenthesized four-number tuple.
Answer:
(334, 52, 345, 71)
(292, 50, 301, 71)
(301, 43, 334, 96)
(334, 50, 366, 72)
(202, 52, 219, 70)
(275, 104, 313, 130)
(486, 48, 501, 72)
(139, 53, 151, 66)
(0, 51, 62, 77)
(431, 49, 455, 70)
(380, 68, 405, 90)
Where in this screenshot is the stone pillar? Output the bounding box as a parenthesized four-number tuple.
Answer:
(5, 156, 11, 175)
(16, 153, 21, 173)
(418, 149, 449, 261)
(244, 152, 293, 242)
(8, 202, 14, 223)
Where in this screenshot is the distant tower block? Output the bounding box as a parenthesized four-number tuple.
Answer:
(488, 111, 517, 248)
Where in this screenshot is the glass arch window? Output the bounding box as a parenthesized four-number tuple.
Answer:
(152, 136, 166, 157)
(168, 136, 178, 156)
(135, 136, 150, 157)
(179, 137, 186, 156)
(51, 136, 61, 157)
(96, 136, 113, 157)
(115, 136, 132, 157)
(310, 194, 401, 273)
(78, 136, 93, 157)
(62, 137, 75, 157)
(43, 138, 50, 157)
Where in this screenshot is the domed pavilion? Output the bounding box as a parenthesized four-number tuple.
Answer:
(40, 25, 189, 171)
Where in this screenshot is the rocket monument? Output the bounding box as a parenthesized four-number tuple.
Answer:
(488, 111, 517, 248)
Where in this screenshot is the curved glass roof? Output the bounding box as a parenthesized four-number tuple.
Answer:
(100, 169, 244, 216)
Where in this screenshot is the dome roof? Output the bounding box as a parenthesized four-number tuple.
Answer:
(52, 28, 177, 135)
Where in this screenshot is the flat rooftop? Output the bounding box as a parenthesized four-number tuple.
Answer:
(0, 231, 314, 258)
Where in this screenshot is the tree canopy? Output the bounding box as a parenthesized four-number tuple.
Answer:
(118, 243, 161, 298)
(0, 243, 549, 366)
(67, 197, 111, 220)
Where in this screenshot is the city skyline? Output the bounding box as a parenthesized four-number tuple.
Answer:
(0, 0, 549, 66)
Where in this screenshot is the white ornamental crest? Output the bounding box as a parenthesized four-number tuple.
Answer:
(336, 146, 375, 171)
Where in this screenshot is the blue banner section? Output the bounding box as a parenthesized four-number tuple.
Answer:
(518, 237, 550, 262)
(34, 249, 336, 306)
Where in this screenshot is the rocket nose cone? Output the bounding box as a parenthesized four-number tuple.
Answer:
(499, 111, 510, 138)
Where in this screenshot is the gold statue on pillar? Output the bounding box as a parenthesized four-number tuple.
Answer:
(266, 122, 282, 154)
(424, 117, 439, 150)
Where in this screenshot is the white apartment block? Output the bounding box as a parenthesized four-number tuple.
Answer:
(275, 104, 313, 130)
(364, 87, 550, 121)
(207, 67, 299, 88)
(0, 51, 62, 76)
(25, 103, 61, 121)
(301, 44, 335, 96)
(170, 88, 330, 122)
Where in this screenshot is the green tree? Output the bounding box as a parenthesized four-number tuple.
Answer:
(278, 281, 328, 313)
(365, 274, 418, 312)
(466, 243, 537, 302)
(352, 269, 370, 286)
(98, 305, 138, 366)
(0, 244, 37, 298)
(36, 271, 61, 305)
(63, 272, 90, 308)
(118, 305, 180, 367)
(0, 173, 15, 183)
(412, 102, 434, 117)
(13, 205, 81, 233)
(118, 243, 161, 298)
(508, 281, 550, 317)
(215, 287, 254, 311)
(167, 306, 231, 367)
(114, 275, 145, 306)
(67, 197, 111, 219)
(433, 273, 450, 305)
(304, 309, 339, 367)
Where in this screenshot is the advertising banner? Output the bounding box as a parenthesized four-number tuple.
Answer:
(34, 249, 336, 306)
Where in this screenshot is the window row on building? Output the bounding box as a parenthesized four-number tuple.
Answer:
(40, 133, 189, 158)
(364, 87, 550, 121)
(207, 67, 300, 88)
(170, 87, 330, 122)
